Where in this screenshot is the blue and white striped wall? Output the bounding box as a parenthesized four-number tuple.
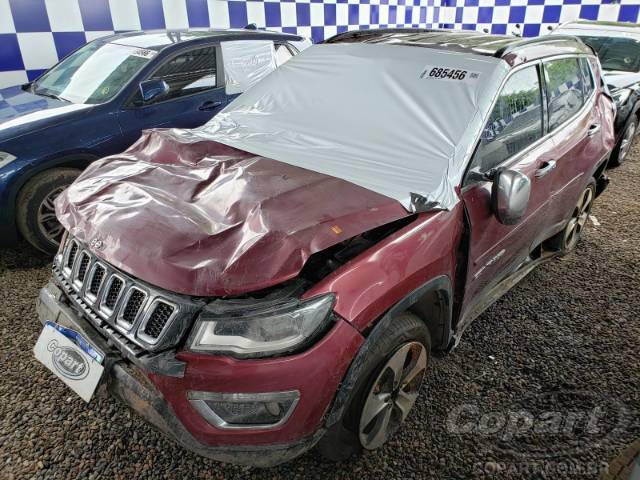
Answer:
(0, 0, 639, 89)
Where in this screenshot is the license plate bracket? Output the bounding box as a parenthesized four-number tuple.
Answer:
(34, 322, 105, 402)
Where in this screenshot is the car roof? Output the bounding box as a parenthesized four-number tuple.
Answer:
(556, 20, 640, 37)
(99, 28, 302, 51)
(324, 28, 593, 64)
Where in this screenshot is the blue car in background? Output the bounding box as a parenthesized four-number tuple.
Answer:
(0, 28, 307, 253)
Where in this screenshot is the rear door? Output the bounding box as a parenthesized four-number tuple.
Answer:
(460, 63, 556, 314)
(542, 56, 610, 232)
(116, 44, 227, 148)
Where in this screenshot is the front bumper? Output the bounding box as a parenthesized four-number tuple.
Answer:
(36, 279, 363, 466)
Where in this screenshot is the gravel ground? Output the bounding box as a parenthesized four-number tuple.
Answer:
(1, 147, 639, 480)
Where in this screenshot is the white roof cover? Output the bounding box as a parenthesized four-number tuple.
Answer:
(197, 43, 509, 211)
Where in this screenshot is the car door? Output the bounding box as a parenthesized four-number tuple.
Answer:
(116, 44, 228, 148)
(542, 56, 611, 231)
(460, 64, 557, 314)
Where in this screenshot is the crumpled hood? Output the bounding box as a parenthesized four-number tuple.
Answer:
(56, 129, 409, 297)
(0, 85, 92, 141)
(603, 70, 640, 92)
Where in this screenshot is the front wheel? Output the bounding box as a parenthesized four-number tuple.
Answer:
(16, 168, 80, 254)
(609, 117, 637, 167)
(318, 312, 430, 461)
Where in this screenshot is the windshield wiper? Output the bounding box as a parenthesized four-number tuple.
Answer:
(33, 87, 69, 103)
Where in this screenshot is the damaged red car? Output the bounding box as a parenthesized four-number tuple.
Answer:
(35, 29, 615, 466)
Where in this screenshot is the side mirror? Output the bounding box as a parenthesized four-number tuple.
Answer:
(139, 79, 169, 103)
(491, 168, 531, 225)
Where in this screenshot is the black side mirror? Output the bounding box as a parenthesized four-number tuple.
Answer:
(139, 79, 169, 104)
(491, 168, 531, 225)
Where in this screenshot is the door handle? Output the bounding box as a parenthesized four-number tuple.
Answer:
(587, 123, 601, 137)
(199, 100, 223, 111)
(535, 160, 557, 178)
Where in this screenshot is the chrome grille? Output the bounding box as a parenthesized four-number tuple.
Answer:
(66, 241, 78, 270)
(143, 302, 175, 338)
(88, 264, 106, 296)
(76, 253, 90, 283)
(103, 277, 123, 310)
(121, 288, 147, 326)
(55, 236, 186, 352)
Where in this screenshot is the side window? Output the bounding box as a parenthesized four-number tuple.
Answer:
(544, 57, 585, 131)
(275, 44, 293, 67)
(472, 66, 543, 173)
(579, 57, 595, 98)
(150, 46, 217, 102)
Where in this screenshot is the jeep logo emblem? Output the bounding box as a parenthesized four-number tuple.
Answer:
(89, 238, 104, 250)
(47, 340, 89, 380)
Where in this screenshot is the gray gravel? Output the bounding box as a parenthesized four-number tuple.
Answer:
(1, 147, 639, 479)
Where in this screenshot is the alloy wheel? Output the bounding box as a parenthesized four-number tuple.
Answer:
(36, 186, 67, 245)
(619, 121, 636, 163)
(563, 186, 594, 251)
(358, 341, 427, 450)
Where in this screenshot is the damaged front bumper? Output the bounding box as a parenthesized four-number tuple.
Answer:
(36, 279, 362, 466)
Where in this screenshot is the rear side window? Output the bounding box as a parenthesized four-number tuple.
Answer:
(579, 57, 595, 98)
(472, 66, 544, 172)
(151, 46, 217, 102)
(544, 57, 585, 131)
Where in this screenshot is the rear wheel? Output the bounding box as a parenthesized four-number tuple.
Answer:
(610, 117, 637, 167)
(547, 181, 596, 254)
(16, 168, 80, 254)
(318, 313, 430, 461)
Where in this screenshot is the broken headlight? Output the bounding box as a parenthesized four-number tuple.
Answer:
(189, 294, 335, 358)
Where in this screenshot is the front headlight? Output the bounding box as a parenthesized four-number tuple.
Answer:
(0, 151, 17, 169)
(189, 294, 335, 357)
(613, 88, 632, 107)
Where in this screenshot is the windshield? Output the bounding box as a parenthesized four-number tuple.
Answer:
(573, 34, 640, 72)
(33, 42, 154, 104)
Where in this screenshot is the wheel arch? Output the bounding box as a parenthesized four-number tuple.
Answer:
(324, 275, 452, 428)
(9, 153, 99, 240)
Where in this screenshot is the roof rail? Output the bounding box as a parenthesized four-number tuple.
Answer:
(494, 34, 582, 57)
(324, 27, 444, 43)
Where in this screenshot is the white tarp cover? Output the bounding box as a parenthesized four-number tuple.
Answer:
(221, 40, 277, 95)
(200, 43, 509, 211)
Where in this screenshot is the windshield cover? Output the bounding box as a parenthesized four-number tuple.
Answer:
(195, 43, 506, 211)
(34, 42, 154, 104)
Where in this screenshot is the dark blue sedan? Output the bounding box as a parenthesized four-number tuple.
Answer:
(0, 28, 306, 253)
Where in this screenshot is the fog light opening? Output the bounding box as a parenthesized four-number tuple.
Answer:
(188, 390, 300, 429)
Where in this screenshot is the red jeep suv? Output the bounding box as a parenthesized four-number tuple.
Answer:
(35, 29, 615, 466)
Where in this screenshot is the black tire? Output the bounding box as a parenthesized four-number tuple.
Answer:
(318, 312, 431, 462)
(16, 168, 80, 254)
(546, 180, 596, 254)
(609, 116, 637, 167)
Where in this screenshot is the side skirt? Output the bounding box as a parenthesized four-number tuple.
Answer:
(450, 249, 561, 349)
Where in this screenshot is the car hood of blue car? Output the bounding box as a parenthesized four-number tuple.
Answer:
(0, 85, 93, 142)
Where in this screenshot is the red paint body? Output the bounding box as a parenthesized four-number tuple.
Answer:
(51, 39, 616, 458)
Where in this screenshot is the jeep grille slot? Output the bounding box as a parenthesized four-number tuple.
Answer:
(143, 302, 175, 339)
(122, 289, 146, 325)
(66, 242, 78, 269)
(104, 277, 123, 310)
(89, 265, 106, 296)
(76, 253, 90, 283)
